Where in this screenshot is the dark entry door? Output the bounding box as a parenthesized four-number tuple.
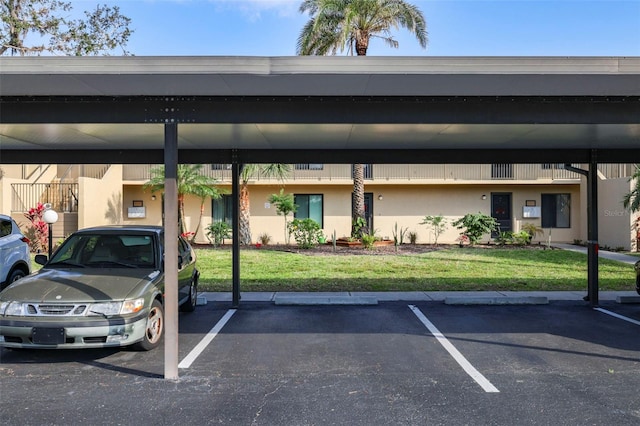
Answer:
(364, 193, 373, 233)
(491, 193, 512, 236)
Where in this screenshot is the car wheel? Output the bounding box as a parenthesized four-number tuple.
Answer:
(8, 268, 26, 283)
(133, 299, 164, 351)
(180, 280, 197, 313)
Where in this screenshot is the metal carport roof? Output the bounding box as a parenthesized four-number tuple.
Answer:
(1, 55, 639, 380)
(0, 56, 639, 164)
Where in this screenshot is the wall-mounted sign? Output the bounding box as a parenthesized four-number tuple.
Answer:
(523, 206, 541, 218)
(128, 207, 146, 218)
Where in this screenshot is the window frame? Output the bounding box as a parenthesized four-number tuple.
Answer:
(293, 194, 324, 228)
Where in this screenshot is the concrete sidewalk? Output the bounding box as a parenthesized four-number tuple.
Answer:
(201, 290, 640, 305)
(200, 244, 639, 306)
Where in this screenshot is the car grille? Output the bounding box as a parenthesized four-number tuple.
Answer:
(26, 304, 88, 316)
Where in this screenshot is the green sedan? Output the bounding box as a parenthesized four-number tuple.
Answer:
(0, 226, 199, 350)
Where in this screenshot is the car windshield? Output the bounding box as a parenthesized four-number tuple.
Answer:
(48, 233, 157, 269)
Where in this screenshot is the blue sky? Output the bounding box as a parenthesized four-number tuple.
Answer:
(74, 0, 640, 56)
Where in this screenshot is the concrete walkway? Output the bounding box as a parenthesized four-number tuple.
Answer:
(200, 244, 639, 306)
(552, 243, 639, 265)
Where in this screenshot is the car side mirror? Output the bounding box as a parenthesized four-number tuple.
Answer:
(35, 254, 48, 265)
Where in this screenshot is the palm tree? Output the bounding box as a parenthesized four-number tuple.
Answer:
(143, 164, 223, 236)
(297, 0, 427, 236)
(239, 164, 291, 245)
(623, 165, 640, 213)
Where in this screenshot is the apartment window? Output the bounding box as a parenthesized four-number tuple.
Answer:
(294, 194, 323, 228)
(295, 164, 324, 170)
(212, 194, 233, 224)
(541, 194, 571, 228)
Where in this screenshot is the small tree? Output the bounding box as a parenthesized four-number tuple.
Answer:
(420, 215, 448, 246)
(452, 212, 498, 245)
(268, 189, 297, 245)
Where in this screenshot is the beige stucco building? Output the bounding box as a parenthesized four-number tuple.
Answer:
(2, 162, 637, 251)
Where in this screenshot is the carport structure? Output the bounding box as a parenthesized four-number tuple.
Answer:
(1, 56, 639, 379)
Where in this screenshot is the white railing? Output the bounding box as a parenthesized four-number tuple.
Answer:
(122, 163, 637, 183)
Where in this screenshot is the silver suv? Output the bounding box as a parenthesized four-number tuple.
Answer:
(0, 214, 31, 290)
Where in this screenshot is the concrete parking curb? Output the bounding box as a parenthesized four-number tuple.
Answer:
(274, 295, 379, 306)
(444, 296, 549, 305)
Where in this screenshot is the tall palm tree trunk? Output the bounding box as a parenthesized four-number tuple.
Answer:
(239, 183, 252, 245)
(352, 163, 366, 237)
(178, 195, 186, 235)
(191, 200, 206, 243)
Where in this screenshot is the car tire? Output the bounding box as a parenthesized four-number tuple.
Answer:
(7, 268, 26, 284)
(180, 280, 197, 313)
(133, 299, 164, 351)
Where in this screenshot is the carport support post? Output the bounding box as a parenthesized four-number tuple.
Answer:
(565, 159, 599, 307)
(164, 122, 180, 380)
(231, 162, 241, 308)
(586, 155, 599, 307)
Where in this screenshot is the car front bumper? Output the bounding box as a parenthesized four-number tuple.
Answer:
(0, 312, 148, 349)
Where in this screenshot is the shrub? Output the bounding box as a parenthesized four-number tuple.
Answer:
(23, 203, 48, 253)
(452, 212, 498, 245)
(408, 231, 418, 245)
(288, 218, 324, 249)
(512, 231, 532, 246)
(495, 231, 513, 246)
(361, 233, 377, 249)
(258, 232, 272, 246)
(206, 222, 231, 247)
(521, 222, 544, 244)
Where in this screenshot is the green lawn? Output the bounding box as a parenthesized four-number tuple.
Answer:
(194, 247, 635, 292)
(29, 247, 634, 292)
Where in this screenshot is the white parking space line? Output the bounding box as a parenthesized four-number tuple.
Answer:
(409, 305, 500, 393)
(179, 309, 237, 369)
(594, 308, 640, 326)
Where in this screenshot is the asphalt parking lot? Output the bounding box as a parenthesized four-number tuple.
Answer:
(1, 298, 640, 425)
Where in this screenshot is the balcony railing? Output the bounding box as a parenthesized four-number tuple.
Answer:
(123, 163, 592, 182)
(11, 183, 79, 213)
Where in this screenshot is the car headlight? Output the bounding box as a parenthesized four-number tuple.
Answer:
(0, 301, 24, 316)
(121, 298, 144, 314)
(89, 302, 122, 316)
(89, 298, 144, 316)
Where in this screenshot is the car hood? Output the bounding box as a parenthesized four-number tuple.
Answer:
(0, 268, 161, 303)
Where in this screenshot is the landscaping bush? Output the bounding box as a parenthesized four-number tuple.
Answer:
(452, 212, 498, 245)
(287, 218, 324, 249)
(206, 221, 231, 247)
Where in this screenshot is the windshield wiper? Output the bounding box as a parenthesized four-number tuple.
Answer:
(48, 260, 86, 268)
(86, 261, 138, 269)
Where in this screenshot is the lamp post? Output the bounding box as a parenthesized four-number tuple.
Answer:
(42, 206, 58, 257)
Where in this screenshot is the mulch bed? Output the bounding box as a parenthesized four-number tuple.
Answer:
(192, 242, 550, 256)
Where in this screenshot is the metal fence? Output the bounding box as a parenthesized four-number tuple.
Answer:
(12, 183, 79, 213)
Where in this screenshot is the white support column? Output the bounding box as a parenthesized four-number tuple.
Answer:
(164, 122, 179, 380)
